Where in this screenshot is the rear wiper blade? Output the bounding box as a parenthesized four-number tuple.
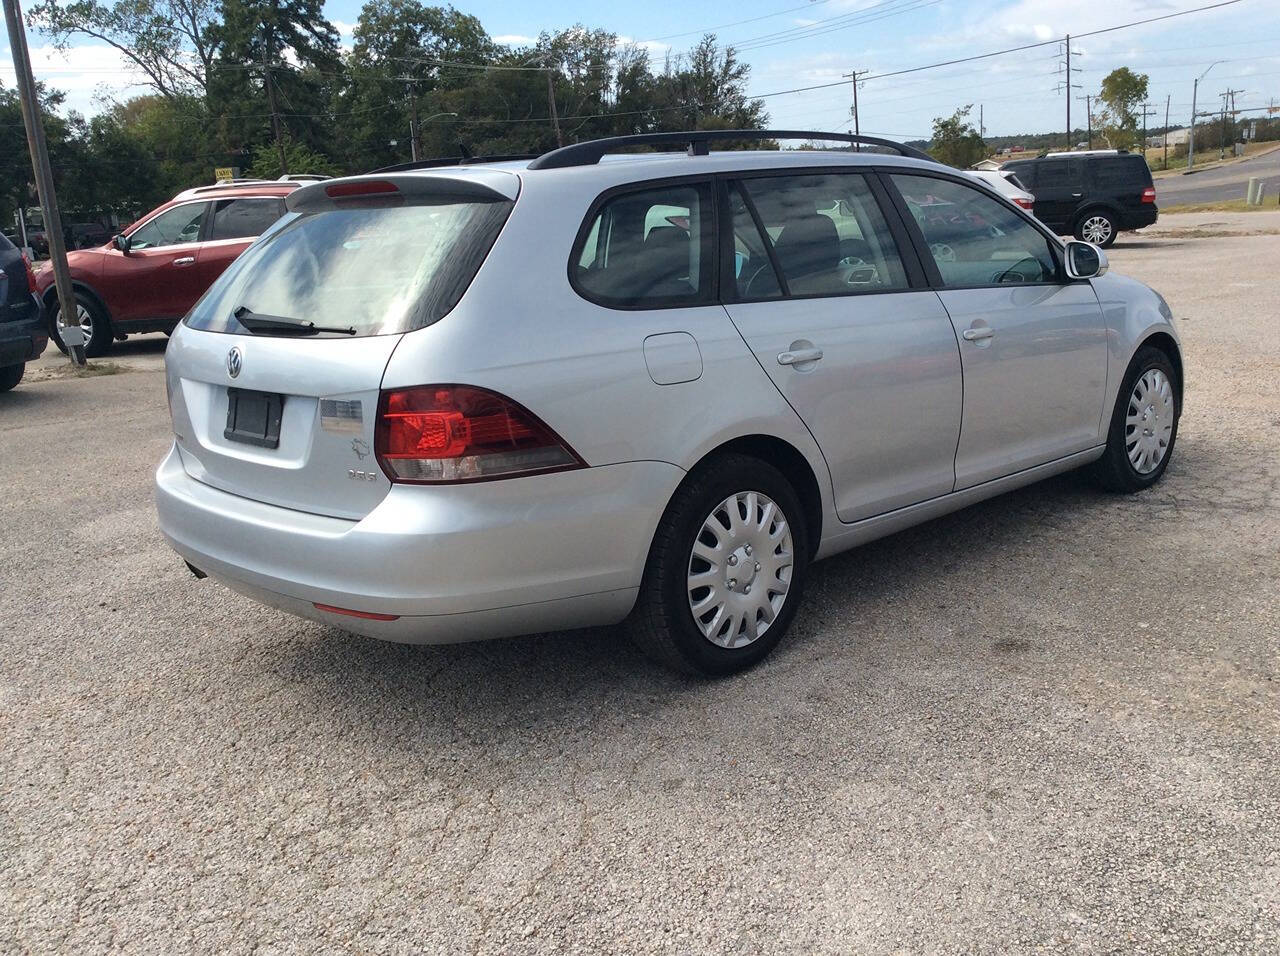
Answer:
(233, 306, 356, 336)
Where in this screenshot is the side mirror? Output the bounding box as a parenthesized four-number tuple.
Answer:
(112, 234, 131, 253)
(1064, 240, 1108, 279)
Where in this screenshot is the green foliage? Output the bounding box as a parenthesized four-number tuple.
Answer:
(928, 105, 986, 168)
(1095, 67, 1150, 149)
(6, 3, 769, 223)
(246, 139, 338, 178)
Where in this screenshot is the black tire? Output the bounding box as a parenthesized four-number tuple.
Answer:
(627, 453, 810, 676)
(48, 292, 112, 357)
(0, 363, 24, 393)
(1092, 345, 1180, 492)
(1074, 209, 1118, 247)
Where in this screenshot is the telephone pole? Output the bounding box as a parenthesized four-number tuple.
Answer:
(262, 38, 287, 175)
(843, 69, 869, 149)
(1219, 87, 1244, 158)
(3, 0, 85, 364)
(1078, 93, 1094, 149)
(407, 83, 421, 162)
(545, 67, 563, 147)
(1163, 94, 1171, 169)
(1140, 101, 1157, 154)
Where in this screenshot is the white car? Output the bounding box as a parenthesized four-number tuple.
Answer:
(970, 169, 1035, 212)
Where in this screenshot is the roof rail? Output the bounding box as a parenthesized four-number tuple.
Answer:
(526, 130, 937, 170)
(369, 154, 540, 174)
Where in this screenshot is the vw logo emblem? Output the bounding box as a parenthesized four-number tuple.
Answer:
(227, 346, 243, 379)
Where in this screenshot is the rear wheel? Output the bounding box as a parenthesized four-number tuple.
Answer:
(628, 454, 810, 676)
(1075, 210, 1118, 247)
(1092, 345, 1180, 492)
(0, 363, 24, 392)
(49, 292, 112, 357)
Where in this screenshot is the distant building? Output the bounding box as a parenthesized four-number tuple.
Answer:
(1149, 127, 1191, 148)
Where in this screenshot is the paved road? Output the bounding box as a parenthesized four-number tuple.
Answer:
(3, 238, 1279, 952)
(1156, 146, 1280, 205)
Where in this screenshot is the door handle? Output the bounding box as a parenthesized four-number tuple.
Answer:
(173, 256, 196, 266)
(962, 327, 995, 341)
(777, 347, 824, 366)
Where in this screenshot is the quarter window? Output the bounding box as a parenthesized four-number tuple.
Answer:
(209, 198, 286, 241)
(731, 172, 908, 299)
(127, 203, 208, 250)
(573, 183, 712, 307)
(891, 174, 1060, 287)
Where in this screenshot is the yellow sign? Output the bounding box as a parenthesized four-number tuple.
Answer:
(214, 167, 240, 182)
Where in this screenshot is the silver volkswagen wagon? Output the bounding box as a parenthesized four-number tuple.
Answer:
(156, 130, 1182, 675)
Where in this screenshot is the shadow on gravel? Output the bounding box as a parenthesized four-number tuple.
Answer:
(262, 468, 1114, 752)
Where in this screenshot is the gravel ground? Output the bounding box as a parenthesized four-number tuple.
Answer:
(2, 234, 1278, 953)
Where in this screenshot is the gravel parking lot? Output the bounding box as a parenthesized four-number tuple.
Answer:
(3, 227, 1278, 953)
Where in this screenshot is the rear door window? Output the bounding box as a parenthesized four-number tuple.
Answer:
(573, 182, 713, 308)
(1034, 161, 1074, 188)
(128, 203, 208, 249)
(730, 172, 908, 299)
(209, 198, 287, 241)
(1092, 157, 1152, 187)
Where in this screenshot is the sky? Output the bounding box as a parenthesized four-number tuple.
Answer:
(2, 0, 1276, 139)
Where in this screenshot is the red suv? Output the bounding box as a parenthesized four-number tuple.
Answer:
(38, 179, 310, 356)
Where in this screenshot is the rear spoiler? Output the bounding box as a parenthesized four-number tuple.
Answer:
(287, 169, 519, 214)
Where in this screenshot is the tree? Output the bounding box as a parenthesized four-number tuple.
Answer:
(27, 0, 218, 97)
(928, 105, 986, 168)
(1096, 67, 1149, 148)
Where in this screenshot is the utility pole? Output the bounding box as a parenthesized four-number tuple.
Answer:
(1220, 87, 1244, 158)
(1078, 93, 1093, 149)
(1188, 61, 1223, 171)
(842, 69, 869, 150)
(1140, 101, 1156, 155)
(545, 67, 563, 147)
(262, 38, 287, 175)
(3, 0, 85, 364)
(1058, 34, 1081, 148)
(1163, 94, 1171, 169)
(407, 83, 421, 162)
(979, 103, 984, 138)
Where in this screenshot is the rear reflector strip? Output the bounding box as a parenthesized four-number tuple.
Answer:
(313, 603, 400, 621)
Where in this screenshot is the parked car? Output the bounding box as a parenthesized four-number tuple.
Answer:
(1001, 150, 1157, 246)
(155, 130, 1182, 676)
(67, 221, 112, 249)
(968, 169, 1035, 210)
(35, 180, 300, 356)
(0, 233, 47, 392)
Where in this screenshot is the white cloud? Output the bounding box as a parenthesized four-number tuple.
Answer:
(1, 43, 152, 116)
(493, 34, 535, 46)
(332, 19, 356, 38)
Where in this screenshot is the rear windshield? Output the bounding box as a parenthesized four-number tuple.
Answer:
(186, 197, 512, 337)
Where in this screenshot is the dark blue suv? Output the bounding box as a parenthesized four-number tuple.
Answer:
(0, 233, 47, 391)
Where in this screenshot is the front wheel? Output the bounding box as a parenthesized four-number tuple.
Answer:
(1092, 346, 1180, 492)
(49, 293, 112, 357)
(627, 454, 810, 676)
(1075, 210, 1117, 247)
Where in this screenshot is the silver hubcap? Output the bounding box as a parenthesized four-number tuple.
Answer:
(56, 303, 92, 344)
(686, 490, 794, 649)
(1082, 216, 1112, 244)
(1125, 368, 1175, 474)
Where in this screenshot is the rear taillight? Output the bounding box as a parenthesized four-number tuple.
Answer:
(375, 385, 584, 483)
(22, 255, 37, 293)
(326, 180, 398, 199)
(1141, 187, 1156, 204)
(1014, 197, 1034, 210)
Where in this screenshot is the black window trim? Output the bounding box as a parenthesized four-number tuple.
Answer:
(876, 167, 1081, 292)
(204, 196, 287, 243)
(567, 174, 720, 312)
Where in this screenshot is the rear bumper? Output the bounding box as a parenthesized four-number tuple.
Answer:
(1122, 205, 1159, 230)
(154, 445, 685, 643)
(0, 301, 47, 366)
